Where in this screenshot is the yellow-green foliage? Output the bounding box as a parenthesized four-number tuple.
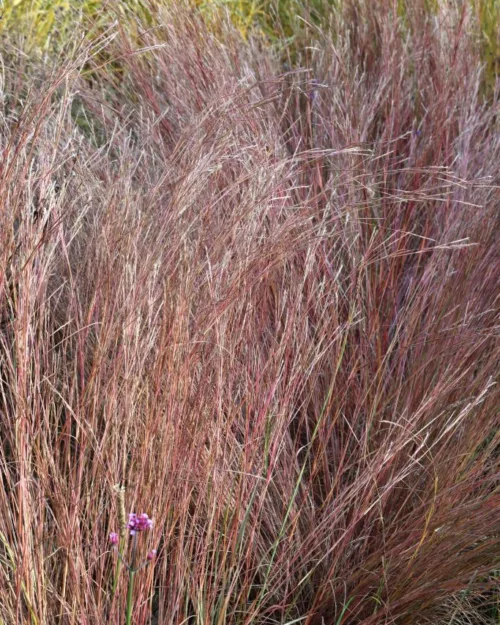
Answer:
(0, 0, 73, 51)
(0, 0, 338, 48)
(0, 0, 154, 51)
(1, 0, 499, 89)
(475, 0, 500, 92)
(194, 0, 269, 39)
(197, 0, 340, 40)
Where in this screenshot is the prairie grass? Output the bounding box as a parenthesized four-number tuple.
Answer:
(0, 2, 498, 625)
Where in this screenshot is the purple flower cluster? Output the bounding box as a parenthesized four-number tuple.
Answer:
(127, 512, 153, 535)
(147, 549, 157, 561)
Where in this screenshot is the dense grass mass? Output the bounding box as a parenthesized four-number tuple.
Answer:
(0, 1, 499, 624)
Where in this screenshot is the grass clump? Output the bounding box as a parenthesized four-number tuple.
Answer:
(0, 2, 498, 624)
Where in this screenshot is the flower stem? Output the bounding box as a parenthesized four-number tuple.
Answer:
(125, 533, 138, 625)
(125, 569, 136, 625)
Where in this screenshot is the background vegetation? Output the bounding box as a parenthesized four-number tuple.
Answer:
(0, 1, 498, 624)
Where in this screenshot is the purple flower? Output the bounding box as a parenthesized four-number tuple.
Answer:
(308, 78, 318, 103)
(127, 513, 154, 535)
(147, 549, 157, 561)
(109, 532, 119, 546)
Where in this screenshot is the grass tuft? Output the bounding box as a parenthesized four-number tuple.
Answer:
(0, 2, 498, 624)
